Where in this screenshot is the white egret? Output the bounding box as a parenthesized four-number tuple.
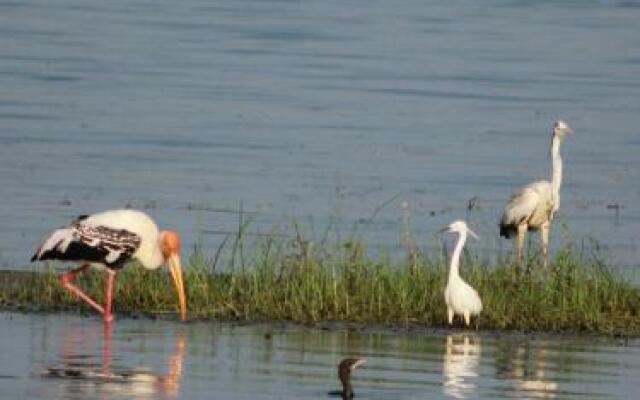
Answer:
(443, 220, 482, 327)
(499, 120, 573, 269)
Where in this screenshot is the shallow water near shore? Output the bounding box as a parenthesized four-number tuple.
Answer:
(1, 312, 638, 399)
(1, 0, 640, 269)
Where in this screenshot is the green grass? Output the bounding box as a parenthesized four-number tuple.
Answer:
(1, 231, 638, 336)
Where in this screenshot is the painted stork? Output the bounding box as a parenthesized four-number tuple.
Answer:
(499, 120, 573, 269)
(443, 220, 482, 328)
(31, 209, 187, 323)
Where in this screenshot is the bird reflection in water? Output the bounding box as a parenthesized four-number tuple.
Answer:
(41, 324, 186, 399)
(505, 341, 558, 399)
(442, 333, 481, 399)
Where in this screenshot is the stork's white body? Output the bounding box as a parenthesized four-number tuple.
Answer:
(34, 209, 164, 270)
(501, 180, 555, 231)
(76, 209, 164, 270)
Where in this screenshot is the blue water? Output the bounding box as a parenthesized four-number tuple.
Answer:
(1, 0, 639, 268)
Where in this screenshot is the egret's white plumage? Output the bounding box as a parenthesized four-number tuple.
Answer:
(443, 220, 482, 327)
(499, 120, 573, 268)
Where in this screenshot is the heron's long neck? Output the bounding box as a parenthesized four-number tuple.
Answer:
(550, 135, 563, 212)
(448, 232, 467, 281)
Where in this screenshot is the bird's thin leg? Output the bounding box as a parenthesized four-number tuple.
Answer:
(447, 308, 454, 325)
(59, 264, 105, 315)
(540, 221, 550, 270)
(516, 223, 527, 272)
(103, 269, 116, 324)
(464, 311, 471, 327)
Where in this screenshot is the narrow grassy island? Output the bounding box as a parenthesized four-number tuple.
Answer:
(1, 235, 638, 336)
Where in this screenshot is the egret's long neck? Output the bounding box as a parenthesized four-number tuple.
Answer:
(550, 135, 563, 213)
(448, 232, 467, 281)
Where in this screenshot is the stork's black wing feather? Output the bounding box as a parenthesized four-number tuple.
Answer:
(32, 223, 142, 269)
(35, 240, 111, 264)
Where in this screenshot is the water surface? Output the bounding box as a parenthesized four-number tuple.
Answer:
(1, 0, 639, 267)
(0, 312, 638, 399)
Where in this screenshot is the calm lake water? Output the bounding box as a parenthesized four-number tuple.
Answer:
(1, 0, 639, 267)
(0, 312, 637, 399)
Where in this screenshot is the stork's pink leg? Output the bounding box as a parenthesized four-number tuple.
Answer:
(59, 264, 106, 315)
(103, 322, 113, 375)
(103, 269, 116, 324)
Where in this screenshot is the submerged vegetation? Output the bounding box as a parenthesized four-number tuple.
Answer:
(1, 225, 638, 336)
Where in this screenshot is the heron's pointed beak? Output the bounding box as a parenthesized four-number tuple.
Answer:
(467, 228, 479, 240)
(168, 253, 187, 321)
(437, 226, 449, 234)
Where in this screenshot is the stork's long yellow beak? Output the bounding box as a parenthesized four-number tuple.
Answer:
(168, 253, 187, 321)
